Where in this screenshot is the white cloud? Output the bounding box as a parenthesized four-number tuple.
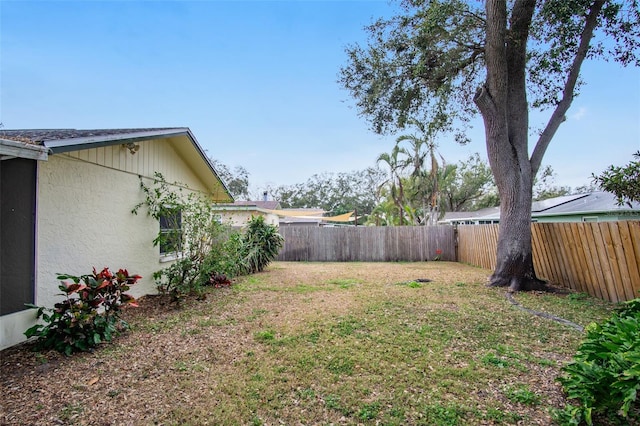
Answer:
(570, 107, 588, 121)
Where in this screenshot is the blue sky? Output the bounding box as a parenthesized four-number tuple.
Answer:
(2, 0, 639, 197)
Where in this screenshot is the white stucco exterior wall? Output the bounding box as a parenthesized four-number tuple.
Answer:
(1, 138, 217, 349)
(216, 209, 280, 228)
(35, 154, 163, 305)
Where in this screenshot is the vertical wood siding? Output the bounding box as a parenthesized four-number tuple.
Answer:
(457, 222, 640, 302)
(63, 138, 208, 192)
(277, 226, 456, 262)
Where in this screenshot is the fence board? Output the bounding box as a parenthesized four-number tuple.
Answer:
(569, 222, 596, 298)
(619, 221, 640, 300)
(457, 221, 640, 303)
(278, 225, 455, 263)
(540, 223, 562, 285)
(584, 223, 610, 301)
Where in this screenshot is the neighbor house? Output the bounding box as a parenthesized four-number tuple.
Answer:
(439, 192, 640, 225)
(0, 128, 232, 349)
(211, 199, 355, 228)
(213, 199, 282, 227)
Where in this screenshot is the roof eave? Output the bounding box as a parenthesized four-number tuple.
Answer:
(212, 205, 272, 212)
(0, 138, 49, 161)
(43, 128, 191, 153)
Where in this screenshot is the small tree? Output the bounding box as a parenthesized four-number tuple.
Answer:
(593, 151, 640, 207)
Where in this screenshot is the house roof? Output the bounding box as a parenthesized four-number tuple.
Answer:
(531, 194, 587, 213)
(441, 207, 500, 221)
(230, 200, 282, 210)
(1, 128, 233, 201)
(533, 191, 640, 217)
(0, 128, 190, 153)
(0, 138, 49, 161)
(440, 191, 640, 223)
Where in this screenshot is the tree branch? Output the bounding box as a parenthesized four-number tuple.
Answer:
(530, 0, 606, 175)
(473, 84, 497, 119)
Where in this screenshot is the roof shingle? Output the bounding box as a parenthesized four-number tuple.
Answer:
(0, 128, 184, 144)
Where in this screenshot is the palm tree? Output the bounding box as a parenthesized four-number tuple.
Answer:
(394, 119, 445, 225)
(376, 145, 407, 225)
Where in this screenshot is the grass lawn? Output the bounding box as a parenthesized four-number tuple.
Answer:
(1, 261, 615, 425)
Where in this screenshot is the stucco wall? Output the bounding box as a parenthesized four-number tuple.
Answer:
(1, 138, 213, 349)
(217, 210, 280, 227)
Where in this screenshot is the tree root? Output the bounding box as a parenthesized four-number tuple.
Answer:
(505, 292, 584, 332)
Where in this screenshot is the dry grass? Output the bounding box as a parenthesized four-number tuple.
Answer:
(0, 261, 615, 425)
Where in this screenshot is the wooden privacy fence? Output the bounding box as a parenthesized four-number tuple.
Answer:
(458, 221, 640, 303)
(277, 225, 455, 262)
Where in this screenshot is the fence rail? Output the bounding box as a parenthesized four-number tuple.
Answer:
(457, 222, 640, 303)
(277, 226, 455, 262)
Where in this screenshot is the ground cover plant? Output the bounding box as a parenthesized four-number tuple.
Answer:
(556, 298, 640, 425)
(1, 262, 616, 425)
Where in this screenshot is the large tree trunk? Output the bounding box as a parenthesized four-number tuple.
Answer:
(491, 173, 548, 291)
(474, 0, 603, 291)
(475, 0, 549, 292)
(476, 81, 548, 291)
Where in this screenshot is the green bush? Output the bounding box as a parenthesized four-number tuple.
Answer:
(555, 298, 640, 425)
(239, 216, 284, 275)
(24, 268, 140, 355)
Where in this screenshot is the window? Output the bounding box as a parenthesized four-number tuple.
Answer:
(159, 209, 182, 255)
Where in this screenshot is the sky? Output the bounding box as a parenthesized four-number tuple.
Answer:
(2, 0, 639, 198)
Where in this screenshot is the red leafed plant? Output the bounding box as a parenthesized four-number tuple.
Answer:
(208, 273, 232, 288)
(25, 267, 141, 355)
(434, 249, 443, 261)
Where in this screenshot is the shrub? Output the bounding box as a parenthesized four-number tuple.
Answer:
(555, 298, 640, 425)
(24, 268, 140, 355)
(238, 215, 284, 275)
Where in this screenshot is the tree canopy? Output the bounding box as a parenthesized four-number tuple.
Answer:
(593, 151, 640, 207)
(210, 159, 250, 201)
(340, 0, 639, 140)
(270, 168, 387, 217)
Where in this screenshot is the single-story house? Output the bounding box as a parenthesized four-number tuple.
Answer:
(439, 192, 640, 225)
(212, 199, 282, 227)
(0, 128, 232, 349)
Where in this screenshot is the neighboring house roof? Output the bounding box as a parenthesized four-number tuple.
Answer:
(0, 128, 233, 201)
(441, 207, 500, 222)
(440, 191, 640, 224)
(530, 193, 587, 213)
(533, 191, 640, 218)
(229, 200, 282, 210)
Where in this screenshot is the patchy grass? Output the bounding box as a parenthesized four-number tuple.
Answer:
(1, 261, 615, 425)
